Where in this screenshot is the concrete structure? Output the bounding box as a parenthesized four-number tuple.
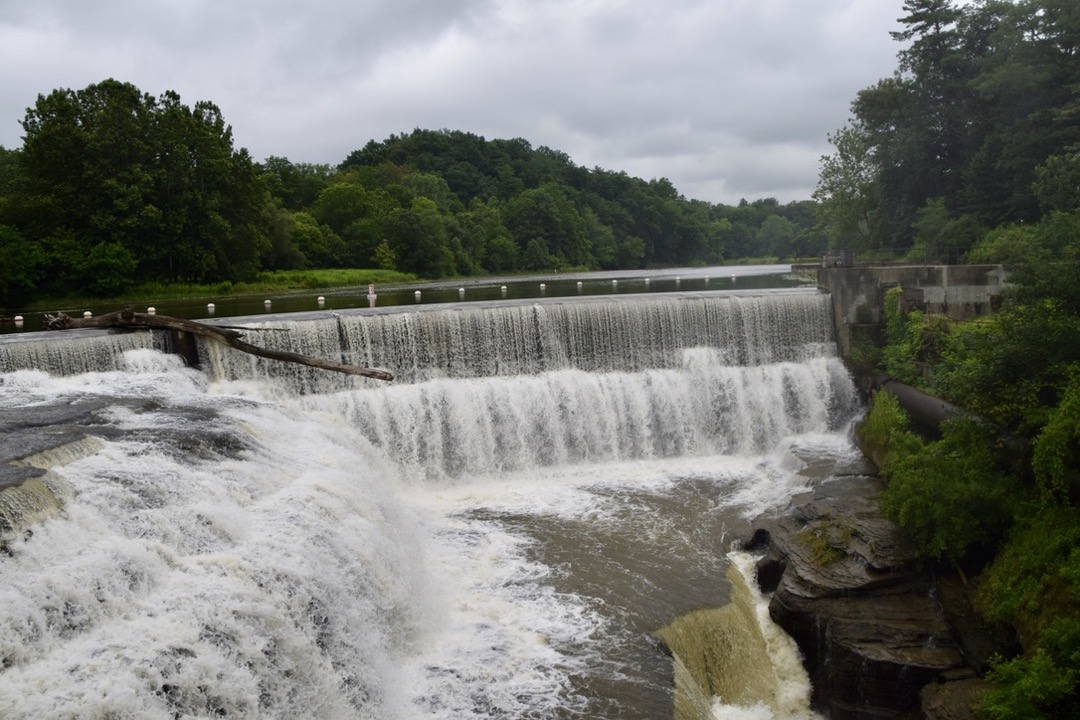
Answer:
(816, 264, 1010, 358)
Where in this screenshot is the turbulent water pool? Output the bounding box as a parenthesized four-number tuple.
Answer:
(0, 288, 855, 719)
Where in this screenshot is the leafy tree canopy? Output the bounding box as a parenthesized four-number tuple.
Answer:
(0, 92, 819, 309)
(817, 0, 1080, 256)
(3, 79, 271, 297)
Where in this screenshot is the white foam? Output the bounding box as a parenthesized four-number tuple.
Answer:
(0, 379, 435, 718)
(299, 353, 857, 484)
(0, 292, 861, 718)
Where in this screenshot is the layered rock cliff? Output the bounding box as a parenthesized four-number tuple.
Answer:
(746, 464, 1006, 718)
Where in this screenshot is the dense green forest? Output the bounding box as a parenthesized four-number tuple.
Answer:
(837, 1, 1080, 717)
(815, 0, 1080, 260)
(0, 80, 821, 310)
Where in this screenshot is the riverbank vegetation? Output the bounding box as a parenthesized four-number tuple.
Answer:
(857, 212, 1080, 717)
(830, 1, 1080, 716)
(16, 268, 418, 314)
(863, 252, 1080, 716)
(0, 82, 821, 312)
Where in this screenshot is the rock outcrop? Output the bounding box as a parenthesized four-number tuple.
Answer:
(0, 399, 115, 547)
(0, 394, 246, 549)
(747, 466, 998, 719)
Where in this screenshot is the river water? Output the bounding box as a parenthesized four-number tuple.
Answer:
(0, 284, 857, 719)
(1, 264, 804, 334)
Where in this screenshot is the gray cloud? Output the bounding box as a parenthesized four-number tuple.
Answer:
(0, 0, 904, 204)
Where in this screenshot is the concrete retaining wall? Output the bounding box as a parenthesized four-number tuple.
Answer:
(818, 265, 1009, 358)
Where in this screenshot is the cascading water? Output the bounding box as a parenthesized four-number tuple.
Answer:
(0, 289, 856, 719)
(0, 328, 167, 374)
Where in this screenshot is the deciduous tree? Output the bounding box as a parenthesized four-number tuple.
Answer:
(17, 80, 271, 287)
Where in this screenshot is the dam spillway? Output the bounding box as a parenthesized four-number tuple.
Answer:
(0, 288, 853, 718)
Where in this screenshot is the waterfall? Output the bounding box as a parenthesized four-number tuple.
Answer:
(0, 329, 167, 374)
(197, 291, 838, 388)
(299, 352, 854, 482)
(0, 288, 855, 719)
(659, 552, 820, 720)
(192, 290, 855, 482)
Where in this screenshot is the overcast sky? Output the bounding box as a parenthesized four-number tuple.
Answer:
(0, 0, 906, 206)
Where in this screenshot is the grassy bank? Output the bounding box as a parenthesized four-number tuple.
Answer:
(22, 269, 419, 312)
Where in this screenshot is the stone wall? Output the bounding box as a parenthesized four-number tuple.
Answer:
(816, 265, 1009, 358)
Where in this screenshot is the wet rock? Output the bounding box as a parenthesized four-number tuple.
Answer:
(0, 391, 249, 548)
(0, 399, 114, 544)
(0, 398, 116, 467)
(750, 475, 970, 719)
(0, 464, 45, 492)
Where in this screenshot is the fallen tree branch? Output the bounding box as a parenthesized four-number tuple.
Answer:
(45, 307, 394, 382)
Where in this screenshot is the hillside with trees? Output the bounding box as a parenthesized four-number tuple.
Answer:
(0, 81, 820, 310)
(823, 2, 1080, 717)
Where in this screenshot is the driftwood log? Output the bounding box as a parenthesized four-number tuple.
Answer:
(45, 307, 394, 382)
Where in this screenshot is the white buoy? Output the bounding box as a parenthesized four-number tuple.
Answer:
(675, 276, 681, 288)
(576, 281, 583, 293)
(414, 290, 422, 302)
(644, 277, 650, 287)
(501, 285, 507, 297)
(458, 287, 465, 299)
(13, 315, 23, 329)
(207, 302, 216, 315)
(147, 307, 156, 315)
(540, 283, 546, 294)
(263, 299, 272, 311)
(317, 296, 325, 307)
(83, 311, 92, 318)
(612, 279, 618, 288)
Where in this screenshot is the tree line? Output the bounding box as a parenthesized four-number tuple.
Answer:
(815, 0, 1080, 261)
(0, 80, 821, 309)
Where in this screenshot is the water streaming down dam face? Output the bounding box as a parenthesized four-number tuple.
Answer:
(0, 289, 855, 719)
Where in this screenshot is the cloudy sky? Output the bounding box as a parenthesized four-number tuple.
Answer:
(0, 0, 906, 205)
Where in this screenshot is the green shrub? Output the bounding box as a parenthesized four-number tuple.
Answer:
(977, 509, 1080, 717)
(978, 505, 1080, 649)
(856, 390, 923, 473)
(980, 647, 1078, 720)
(881, 285, 953, 387)
(879, 419, 1017, 564)
(1032, 365, 1080, 503)
(845, 329, 883, 379)
(857, 392, 1017, 563)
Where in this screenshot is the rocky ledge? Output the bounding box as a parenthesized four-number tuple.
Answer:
(746, 466, 1005, 719)
(0, 398, 116, 548)
(0, 394, 242, 549)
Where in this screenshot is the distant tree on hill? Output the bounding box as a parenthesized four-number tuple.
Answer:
(10, 79, 271, 293)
